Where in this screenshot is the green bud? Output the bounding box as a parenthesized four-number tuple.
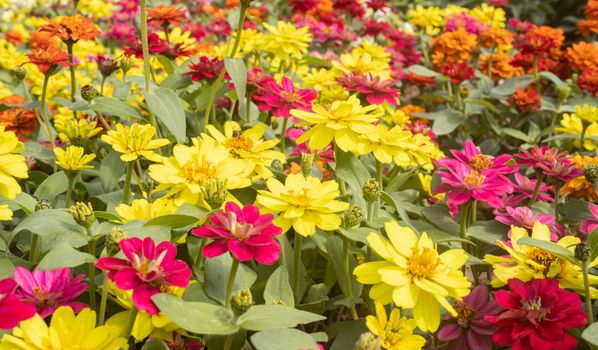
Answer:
(343, 204, 365, 228)
(300, 153, 315, 177)
(363, 178, 381, 203)
(120, 56, 135, 75)
(353, 332, 381, 350)
(270, 159, 283, 172)
(10, 66, 27, 81)
(557, 85, 572, 102)
(460, 87, 470, 99)
(231, 289, 253, 314)
(200, 177, 228, 210)
(272, 299, 287, 306)
(106, 227, 127, 256)
(70, 202, 95, 228)
(584, 165, 598, 188)
(35, 199, 53, 211)
(575, 242, 591, 262)
(81, 84, 99, 102)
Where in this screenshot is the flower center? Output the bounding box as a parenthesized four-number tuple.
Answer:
(463, 171, 485, 188)
(280, 90, 300, 103)
(522, 296, 550, 325)
(527, 248, 557, 268)
(225, 134, 254, 154)
(184, 160, 218, 186)
(288, 188, 312, 206)
(454, 302, 475, 328)
(407, 248, 439, 279)
(132, 251, 167, 283)
(470, 154, 493, 172)
(383, 318, 410, 347)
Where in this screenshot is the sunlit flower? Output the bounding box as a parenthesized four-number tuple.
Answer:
(0, 95, 37, 139)
(0, 125, 28, 200)
(256, 173, 349, 237)
(0, 205, 12, 221)
(253, 76, 317, 118)
(407, 5, 445, 35)
(336, 73, 399, 105)
(432, 28, 477, 67)
(477, 53, 522, 80)
(40, 15, 101, 44)
(185, 56, 224, 82)
(507, 86, 542, 113)
(470, 3, 506, 28)
(115, 198, 177, 223)
(148, 5, 187, 27)
(102, 123, 169, 163)
(560, 155, 598, 202)
(366, 303, 426, 350)
(556, 113, 598, 151)
(0, 278, 36, 330)
(566, 41, 598, 71)
(54, 145, 96, 172)
(56, 118, 103, 146)
(263, 21, 312, 60)
(354, 221, 471, 332)
(26, 47, 72, 75)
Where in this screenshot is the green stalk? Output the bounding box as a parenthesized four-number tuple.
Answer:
(246, 92, 252, 122)
(140, 0, 151, 93)
(122, 162, 134, 204)
(223, 335, 234, 350)
(29, 235, 38, 263)
(121, 308, 139, 339)
(580, 121, 589, 151)
(376, 160, 384, 191)
(583, 260, 595, 324)
(98, 272, 109, 325)
(367, 201, 375, 224)
(342, 236, 358, 320)
(224, 258, 240, 308)
(100, 76, 106, 96)
(528, 171, 544, 206)
(65, 174, 75, 207)
(533, 54, 539, 81)
(87, 238, 97, 311)
(293, 234, 303, 303)
(39, 74, 54, 143)
(67, 43, 76, 102)
(280, 117, 288, 152)
(459, 201, 471, 239)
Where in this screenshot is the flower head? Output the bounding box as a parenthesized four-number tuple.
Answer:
(148, 5, 187, 27)
(96, 237, 191, 314)
(354, 221, 471, 332)
(486, 278, 586, 350)
(263, 21, 312, 60)
(26, 47, 72, 75)
(507, 86, 542, 113)
(54, 146, 96, 173)
(503, 173, 553, 206)
(254, 76, 316, 118)
(0, 96, 37, 139)
(192, 202, 282, 264)
(0, 125, 28, 200)
(256, 173, 349, 236)
(580, 204, 598, 236)
(337, 73, 400, 105)
(102, 123, 169, 163)
(185, 56, 224, 82)
(56, 118, 103, 146)
(115, 198, 177, 223)
(40, 15, 101, 44)
(366, 303, 426, 350)
(0, 278, 36, 330)
(13, 267, 87, 318)
(441, 61, 475, 84)
(566, 41, 598, 71)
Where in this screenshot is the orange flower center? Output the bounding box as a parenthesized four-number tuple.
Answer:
(463, 171, 485, 188)
(455, 302, 475, 328)
(408, 248, 439, 279)
(470, 154, 493, 172)
(527, 248, 557, 268)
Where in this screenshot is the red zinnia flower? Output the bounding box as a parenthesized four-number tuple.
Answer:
(123, 33, 169, 58)
(253, 76, 316, 118)
(192, 202, 282, 265)
(516, 145, 568, 169)
(289, 0, 318, 13)
(26, 47, 72, 75)
(507, 86, 542, 113)
(337, 73, 400, 105)
(184, 56, 225, 82)
(486, 278, 586, 350)
(579, 68, 598, 96)
(441, 61, 475, 84)
(0, 278, 36, 329)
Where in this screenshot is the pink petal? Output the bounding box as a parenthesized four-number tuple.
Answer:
(202, 239, 229, 258)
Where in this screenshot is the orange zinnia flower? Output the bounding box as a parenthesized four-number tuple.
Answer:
(27, 47, 72, 75)
(148, 5, 187, 27)
(0, 96, 38, 139)
(560, 155, 598, 202)
(431, 28, 477, 67)
(40, 16, 100, 44)
(566, 41, 598, 71)
(478, 53, 523, 80)
(30, 30, 60, 51)
(479, 28, 513, 50)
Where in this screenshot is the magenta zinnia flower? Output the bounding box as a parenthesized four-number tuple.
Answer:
(486, 278, 586, 350)
(494, 206, 563, 239)
(253, 76, 316, 118)
(13, 267, 87, 318)
(192, 202, 282, 265)
(0, 278, 36, 329)
(438, 285, 502, 350)
(516, 145, 567, 169)
(441, 140, 518, 175)
(185, 56, 224, 82)
(503, 173, 552, 207)
(336, 73, 400, 105)
(580, 204, 598, 237)
(96, 237, 191, 314)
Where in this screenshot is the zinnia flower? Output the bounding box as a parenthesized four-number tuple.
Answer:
(96, 237, 191, 314)
(185, 56, 224, 82)
(336, 73, 400, 105)
(101, 123, 169, 163)
(566, 41, 598, 71)
(54, 145, 96, 173)
(0, 95, 38, 139)
(580, 204, 598, 236)
(253, 77, 316, 118)
(148, 5, 187, 27)
(13, 267, 87, 318)
(256, 173, 349, 237)
(0, 125, 28, 200)
(192, 202, 282, 264)
(40, 15, 101, 44)
(115, 198, 177, 223)
(438, 286, 502, 350)
(0, 306, 127, 349)
(0, 278, 36, 330)
(507, 86, 542, 113)
(26, 47, 72, 75)
(486, 278, 586, 350)
(263, 21, 312, 60)
(366, 303, 426, 350)
(354, 221, 471, 332)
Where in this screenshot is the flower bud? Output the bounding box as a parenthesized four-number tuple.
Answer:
(363, 178, 381, 203)
(343, 204, 365, 228)
(98, 57, 119, 78)
(106, 227, 127, 256)
(81, 85, 99, 102)
(584, 165, 598, 188)
(70, 202, 95, 228)
(459, 87, 470, 99)
(10, 66, 27, 81)
(353, 332, 381, 350)
(301, 153, 315, 177)
(35, 199, 53, 211)
(120, 56, 135, 75)
(576, 242, 591, 262)
(200, 177, 228, 210)
(557, 85, 572, 102)
(270, 159, 283, 172)
(231, 289, 253, 314)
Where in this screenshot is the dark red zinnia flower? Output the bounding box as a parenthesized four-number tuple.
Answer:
(579, 68, 598, 96)
(507, 86, 542, 113)
(289, 0, 318, 13)
(337, 73, 400, 105)
(441, 61, 475, 84)
(361, 19, 391, 37)
(122, 33, 169, 58)
(185, 56, 225, 82)
(486, 278, 586, 350)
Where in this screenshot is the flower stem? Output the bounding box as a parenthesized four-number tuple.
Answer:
(140, 0, 151, 93)
(342, 236, 358, 320)
(224, 258, 240, 308)
(39, 74, 54, 144)
(533, 54, 539, 81)
(100, 76, 106, 95)
(67, 43, 76, 102)
(293, 234, 303, 303)
(280, 117, 288, 152)
(376, 160, 383, 191)
(88, 238, 97, 311)
(65, 175, 75, 207)
(121, 307, 139, 339)
(223, 334, 234, 350)
(246, 92, 252, 122)
(528, 171, 544, 206)
(580, 121, 589, 151)
(98, 272, 109, 325)
(583, 260, 594, 324)
(459, 201, 472, 239)
(122, 162, 134, 204)
(367, 201, 374, 224)
(29, 234, 38, 262)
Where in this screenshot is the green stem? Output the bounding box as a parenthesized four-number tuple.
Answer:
(100, 76, 106, 96)
(122, 162, 134, 204)
(376, 160, 384, 191)
(223, 334, 234, 350)
(203, 73, 225, 132)
(224, 258, 240, 308)
(29, 234, 38, 262)
(469, 200, 477, 227)
(96, 113, 111, 131)
(280, 118, 288, 152)
(67, 44, 76, 102)
(459, 201, 472, 239)
(554, 181, 561, 219)
(583, 260, 595, 324)
(342, 236, 358, 320)
(39, 74, 54, 144)
(88, 238, 97, 311)
(533, 54, 539, 81)
(121, 308, 139, 339)
(367, 201, 374, 224)
(98, 272, 109, 325)
(246, 92, 252, 122)
(580, 121, 589, 150)
(65, 175, 75, 207)
(293, 234, 303, 303)
(528, 171, 544, 206)
(140, 0, 151, 92)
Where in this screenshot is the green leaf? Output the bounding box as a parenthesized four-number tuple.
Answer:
(0, 258, 15, 279)
(517, 237, 580, 265)
(91, 96, 143, 119)
(157, 56, 174, 75)
(145, 214, 199, 228)
(334, 149, 370, 208)
(465, 99, 499, 114)
(502, 128, 530, 142)
(204, 254, 257, 304)
(11, 192, 37, 215)
(120, 221, 171, 242)
(587, 227, 598, 262)
(38, 241, 96, 270)
(237, 305, 326, 331)
(300, 56, 333, 68)
(145, 87, 187, 143)
(380, 191, 418, 233)
(467, 221, 507, 245)
(24, 141, 54, 165)
(225, 58, 247, 102)
(326, 235, 362, 298)
(431, 109, 466, 135)
(337, 227, 372, 244)
(491, 75, 535, 95)
(558, 199, 593, 223)
(100, 150, 126, 192)
(263, 266, 295, 307)
(94, 211, 121, 222)
(34, 171, 68, 202)
(141, 339, 170, 350)
(406, 65, 440, 78)
(421, 203, 460, 236)
(582, 322, 598, 346)
(539, 71, 566, 88)
(12, 209, 86, 240)
(152, 293, 238, 335)
(251, 329, 319, 350)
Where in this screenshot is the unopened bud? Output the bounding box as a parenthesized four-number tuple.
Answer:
(343, 204, 365, 228)
(460, 87, 470, 99)
(35, 199, 53, 211)
(270, 159, 283, 172)
(81, 85, 98, 102)
(300, 153, 315, 177)
(353, 332, 381, 350)
(363, 178, 380, 203)
(231, 289, 253, 314)
(584, 165, 598, 188)
(10, 66, 27, 81)
(120, 56, 135, 75)
(106, 227, 127, 256)
(356, 254, 366, 265)
(70, 202, 95, 228)
(98, 57, 119, 78)
(200, 177, 228, 210)
(557, 85, 572, 102)
(575, 242, 591, 262)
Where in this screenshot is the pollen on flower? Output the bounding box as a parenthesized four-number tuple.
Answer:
(225, 134, 254, 153)
(470, 154, 493, 172)
(184, 161, 218, 185)
(527, 248, 557, 268)
(408, 248, 439, 279)
(454, 302, 475, 328)
(463, 171, 486, 188)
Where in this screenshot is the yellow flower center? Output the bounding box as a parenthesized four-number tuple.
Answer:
(159, 285, 179, 295)
(288, 188, 311, 206)
(280, 90, 300, 103)
(454, 302, 475, 328)
(463, 171, 485, 188)
(225, 134, 254, 154)
(184, 160, 218, 185)
(408, 248, 439, 279)
(527, 248, 557, 268)
(382, 318, 410, 347)
(470, 154, 493, 172)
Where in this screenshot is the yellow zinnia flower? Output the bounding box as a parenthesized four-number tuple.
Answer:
(470, 3, 506, 28)
(54, 145, 96, 172)
(573, 104, 598, 124)
(205, 121, 285, 180)
(115, 197, 177, 223)
(0, 204, 12, 220)
(0, 125, 27, 200)
(484, 222, 598, 296)
(57, 118, 103, 146)
(0, 306, 127, 350)
(263, 21, 312, 61)
(556, 113, 598, 151)
(366, 303, 426, 350)
(148, 138, 251, 207)
(354, 221, 471, 332)
(407, 5, 445, 35)
(291, 95, 381, 152)
(256, 173, 349, 237)
(302, 68, 339, 91)
(333, 49, 391, 80)
(101, 123, 169, 163)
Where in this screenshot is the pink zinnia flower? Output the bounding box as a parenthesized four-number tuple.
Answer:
(253, 77, 316, 118)
(494, 206, 563, 239)
(185, 56, 224, 82)
(96, 237, 191, 314)
(538, 159, 583, 182)
(336, 73, 399, 105)
(516, 145, 567, 169)
(580, 204, 598, 236)
(438, 285, 502, 350)
(0, 278, 36, 329)
(486, 278, 586, 350)
(13, 267, 87, 318)
(441, 140, 518, 175)
(503, 173, 552, 207)
(192, 202, 282, 265)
